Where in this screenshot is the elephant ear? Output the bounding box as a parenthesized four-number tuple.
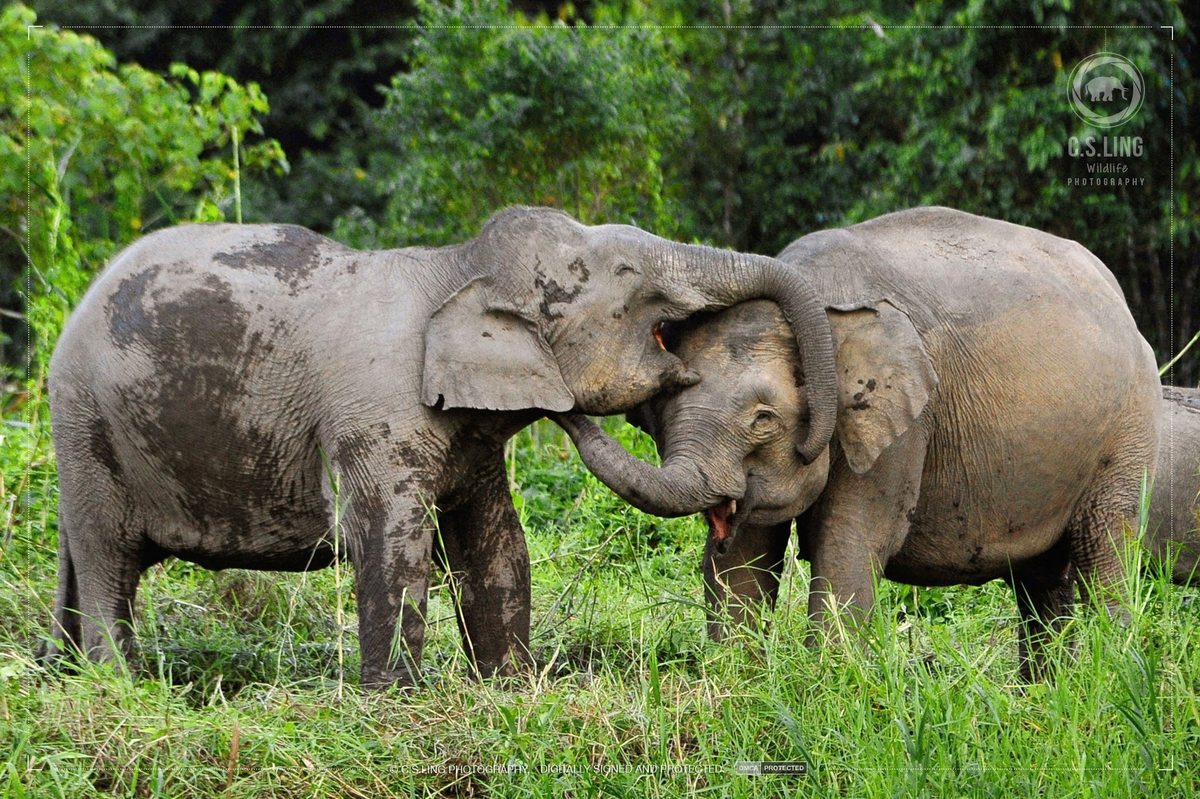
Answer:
(828, 300, 937, 474)
(422, 276, 575, 412)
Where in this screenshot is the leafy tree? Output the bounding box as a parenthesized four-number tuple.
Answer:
(332, 0, 690, 248)
(27, 0, 416, 156)
(633, 0, 1195, 382)
(26, 0, 421, 234)
(836, 0, 1195, 383)
(0, 4, 283, 374)
(627, 0, 880, 251)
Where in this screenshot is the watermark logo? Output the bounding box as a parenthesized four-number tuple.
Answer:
(1068, 52, 1144, 128)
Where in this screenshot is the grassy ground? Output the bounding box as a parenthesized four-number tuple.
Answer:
(2, 393, 1199, 798)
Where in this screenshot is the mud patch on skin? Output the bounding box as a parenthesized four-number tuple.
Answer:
(87, 415, 122, 478)
(530, 255, 587, 320)
(567, 257, 590, 282)
(212, 226, 328, 292)
(134, 274, 323, 545)
(153, 274, 251, 363)
(534, 275, 583, 320)
(850, 377, 877, 410)
(107, 265, 162, 348)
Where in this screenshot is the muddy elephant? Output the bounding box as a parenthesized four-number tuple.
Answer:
(1146, 386, 1200, 585)
(43, 206, 841, 688)
(558, 206, 1162, 681)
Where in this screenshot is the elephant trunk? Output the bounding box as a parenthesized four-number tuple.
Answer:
(553, 413, 735, 517)
(663, 246, 836, 465)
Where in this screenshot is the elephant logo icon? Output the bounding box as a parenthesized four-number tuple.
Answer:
(1086, 76, 1127, 102)
(1068, 53, 1144, 128)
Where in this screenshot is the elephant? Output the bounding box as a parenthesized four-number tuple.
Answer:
(1086, 76, 1128, 103)
(1146, 386, 1200, 585)
(42, 206, 841, 688)
(556, 206, 1162, 681)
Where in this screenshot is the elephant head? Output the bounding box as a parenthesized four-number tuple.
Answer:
(557, 298, 937, 545)
(422, 208, 838, 463)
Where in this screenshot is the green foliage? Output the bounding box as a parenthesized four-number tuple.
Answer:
(0, 4, 284, 372)
(610, 0, 1197, 382)
(634, 0, 890, 251)
(333, 0, 690, 248)
(833, 0, 1196, 384)
(26, 0, 416, 153)
(26, 0, 420, 239)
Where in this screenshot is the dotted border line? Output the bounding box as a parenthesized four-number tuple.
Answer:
(24, 45, 31, 556)
(56, 25, 1167, 30)
(1168, 43, 1175, 548)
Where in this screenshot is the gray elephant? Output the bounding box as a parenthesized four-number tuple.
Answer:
(558, 207, 1162, 681)
(1086, 76, 1128, 102)
(43, 207, 841, 688)
(1146, 386, 1200, 585)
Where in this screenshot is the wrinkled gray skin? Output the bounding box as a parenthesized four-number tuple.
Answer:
(1146, 387, 1200, 585)
(559, 207, 1162, 681)
(44, 206, 840, 688)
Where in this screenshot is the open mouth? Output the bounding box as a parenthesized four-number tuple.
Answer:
(706, 498, 738, 542)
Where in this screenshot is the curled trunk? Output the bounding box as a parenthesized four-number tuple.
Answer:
(668, 246, 836, 465)
(556, 246, 836, 517)
(553, 414, 733, 517)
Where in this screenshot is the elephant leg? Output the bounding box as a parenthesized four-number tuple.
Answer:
(348, 494, 436, 689)
(39, 444, 148, 666)
(703, 522, 790, 642)
(435, 453, 532, 679)
(1011, 554, 1075, 682)
(805, 424, 928, 640)
(1068, 448, 1148, 622)
(321, 426, 447, 688)
(67, 518, 144, 665)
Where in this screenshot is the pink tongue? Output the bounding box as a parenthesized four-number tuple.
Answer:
(707, 499, 734, 540)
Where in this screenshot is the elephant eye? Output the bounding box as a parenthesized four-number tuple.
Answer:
(752, 409, 779, 427)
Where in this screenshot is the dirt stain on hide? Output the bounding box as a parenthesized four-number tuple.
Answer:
(212, 226, 327, 292)
(133, 274, 314, 539)
(87, 414, 122, 479)
(850, 377, 877, 410)
(108, 265, 163, 348)
(567, 257, 590, 283)
(534, 276, 583, 320)
(532, 258, 585, 320)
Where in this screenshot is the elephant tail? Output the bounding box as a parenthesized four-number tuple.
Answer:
(38, 526, 81, 664)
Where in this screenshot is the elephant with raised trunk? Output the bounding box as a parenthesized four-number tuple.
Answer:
(44, 207, 839, 688)
(558, 207, 1162, 681)
(1146, 386, 1200, 585)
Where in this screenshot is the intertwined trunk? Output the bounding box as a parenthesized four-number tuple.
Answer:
(553, 413, 733, 516)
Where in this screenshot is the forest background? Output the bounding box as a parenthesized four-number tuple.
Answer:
(2, 0, 1197, 385)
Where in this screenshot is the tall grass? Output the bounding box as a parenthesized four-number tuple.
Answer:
(2, 414, 1198, 797)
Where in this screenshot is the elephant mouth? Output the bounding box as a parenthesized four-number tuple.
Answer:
(705, 498, 740, 552)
